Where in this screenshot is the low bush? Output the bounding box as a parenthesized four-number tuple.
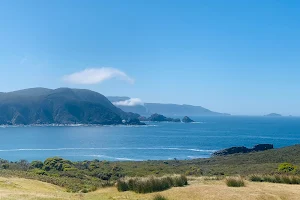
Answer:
(153, 194, 168, 200)
(225, 177, 245, 187)
(248, 174, 263, 182)
(31, 168, 48, 175)
(117, 175, 188, 193)
(30, 161, 43, 169)
(173, 175, 188, 186)
(278, 163, 298, 173)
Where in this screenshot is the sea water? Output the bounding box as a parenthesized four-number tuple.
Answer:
(0, 116, 299, 161)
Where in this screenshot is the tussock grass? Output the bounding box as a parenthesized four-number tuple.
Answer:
(153, 194, 168, 200)
(249, 174, 300, 184)
(225, 176, 245, 187)
(117, 175, 188, 193)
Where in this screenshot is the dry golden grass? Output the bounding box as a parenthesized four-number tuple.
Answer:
(0, 176, 300, 200)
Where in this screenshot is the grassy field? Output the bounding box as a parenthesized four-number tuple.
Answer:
(1, 176, 300, 200)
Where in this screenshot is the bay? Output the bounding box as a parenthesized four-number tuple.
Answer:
(0, 116, 299, 161)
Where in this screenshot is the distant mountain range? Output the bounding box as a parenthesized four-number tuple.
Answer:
(107, 96, 229, 117)
(0, 88, 143, 125)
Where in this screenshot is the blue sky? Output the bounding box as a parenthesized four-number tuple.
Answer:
(0, 0, 300, 115)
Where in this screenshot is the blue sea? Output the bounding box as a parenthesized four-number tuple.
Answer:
(0, 116, 300, 162)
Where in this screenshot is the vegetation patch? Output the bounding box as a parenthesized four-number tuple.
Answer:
(249, 174, 300, 184)
(225, 177, 245, 187)
(249, 163, 300, 185)
(117, 175, 188, 193)
(0, 146, 300, 193)
(278, 163, 298, 173)
(153, 194, 168, 200)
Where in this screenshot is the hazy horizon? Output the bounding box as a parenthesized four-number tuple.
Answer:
(1, 0, 300, 116)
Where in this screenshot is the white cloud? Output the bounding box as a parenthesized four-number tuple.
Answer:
(113, 98, 144, 106)
(63, 67, 134, 84)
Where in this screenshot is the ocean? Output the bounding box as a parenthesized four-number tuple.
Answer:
(0, 116, 299, 161)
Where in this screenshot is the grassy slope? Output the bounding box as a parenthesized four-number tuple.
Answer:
(1, 144, 300, 197)
(111, 145, 300, 176)
(1, 176, 300, 200)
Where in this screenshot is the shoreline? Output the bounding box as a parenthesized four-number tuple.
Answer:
(0, 144, 290, 163)
(0, 123, 156, 128)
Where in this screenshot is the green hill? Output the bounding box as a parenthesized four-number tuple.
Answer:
(0, 88, 143, 125)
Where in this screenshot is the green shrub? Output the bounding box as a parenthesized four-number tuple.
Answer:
(1, 163, 9, 169)
(225, 177, 245, 187)
(117, 179, 129, 192)
(278, 163, 298, 173)
(81, 188, 88, 193)
(31, 168, 48, 175)
(173, 175, 188, 186)
(117, 175, 188, 193)
(43, 157, 74, 171)
(153, 194, 168, 200)
(30, 161, 44, 169)
(64, 167, 78, 172)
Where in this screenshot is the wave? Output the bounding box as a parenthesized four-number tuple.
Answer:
(246, 136, 300, 140)
(0, 147, 216, 153)
(63, 154, 140, 161)
(82, 154, 138, 161)
(187, 155, 209, 159)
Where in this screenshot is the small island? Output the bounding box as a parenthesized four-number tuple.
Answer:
(182, 116, 194, 123)
(264, 113, 282, 117)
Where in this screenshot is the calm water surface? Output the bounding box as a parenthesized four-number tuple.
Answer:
(0, 116, 299, 161)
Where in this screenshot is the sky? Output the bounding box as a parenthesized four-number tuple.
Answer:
(0, 0, 300, 116)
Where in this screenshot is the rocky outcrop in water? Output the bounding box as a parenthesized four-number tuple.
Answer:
(138, 116, 148, 121)
(148, 114, 181, 122)
(182, 116, 194, 123)
(213, 144, 274, 156)
(124, 118, 146, 125)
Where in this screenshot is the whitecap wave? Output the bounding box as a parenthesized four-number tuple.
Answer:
(81, 154, 138, 161)
(187, 155, 209, 159)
